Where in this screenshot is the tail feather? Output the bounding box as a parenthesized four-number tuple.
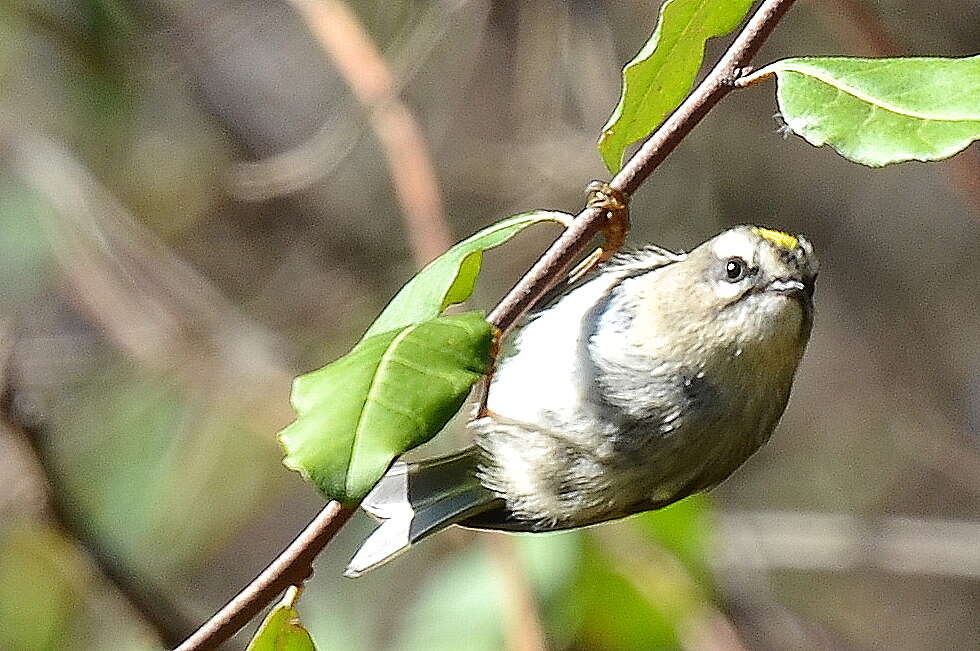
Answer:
(345, 448, 499, 577)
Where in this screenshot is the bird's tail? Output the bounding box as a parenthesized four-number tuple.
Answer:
(344, 448, 499, 577)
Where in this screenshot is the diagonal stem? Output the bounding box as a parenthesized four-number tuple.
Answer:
(172, 501, 357, 651)
(487, 0, 798, 333)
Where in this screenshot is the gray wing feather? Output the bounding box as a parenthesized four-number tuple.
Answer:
(346, 449, 499, 577)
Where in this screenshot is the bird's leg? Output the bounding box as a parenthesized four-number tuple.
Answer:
(475, 326, 503, 418)
(567, 180, 631, 284)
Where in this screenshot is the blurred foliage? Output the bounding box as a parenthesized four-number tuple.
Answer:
(394, 534, 579, 651)
(0, 1, 978, 650)
(0, 523, 160, 651)
(0, 525, 83, 651)
(0, 176, 48, 304)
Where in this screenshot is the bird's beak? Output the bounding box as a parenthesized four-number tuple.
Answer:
(766, 277, 811, 300)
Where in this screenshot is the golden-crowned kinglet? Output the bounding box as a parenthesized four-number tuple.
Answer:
(346, 225, 817, 576)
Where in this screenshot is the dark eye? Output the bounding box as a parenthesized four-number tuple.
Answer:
(725, 258, 748, 282)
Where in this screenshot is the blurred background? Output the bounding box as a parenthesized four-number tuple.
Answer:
(1, 0, 978, 649)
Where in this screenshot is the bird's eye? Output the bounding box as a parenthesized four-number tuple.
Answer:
(725, 258, 748, 282)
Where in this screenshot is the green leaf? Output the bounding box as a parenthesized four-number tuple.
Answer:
(280, 312, 493, 502)
(362, 211, 569, 339)
(246, 588, 317, 651)
(282, 213, 565, 500)
(759, 55, 980, 167)
(598, 0, 755, 172)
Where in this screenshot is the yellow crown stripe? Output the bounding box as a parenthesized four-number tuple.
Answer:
(752, 227, 799, 251)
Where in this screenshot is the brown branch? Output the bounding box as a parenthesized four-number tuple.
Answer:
(487, 0, 798, 333)
(294, 4, 548, 645)
(295, 2, 548, 646)
(0, 331, 195, 647)
(172, 501, 357, 651)
(175, 1, 798, 648)
(288, 0, 454, 266)
(816, 0, 903, 57)
(485, 535, 548, 651)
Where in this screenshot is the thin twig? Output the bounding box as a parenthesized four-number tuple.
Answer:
(486, 535, 548, 651)
(288, 0, 454, 266)
(291, 4, 551, 648)
(0, 331, 195, 647)
(487, 0, 798, 333)
(173, 502, 357, 651)
(175, 1, 799, 648)
(292, 3, 548, 647)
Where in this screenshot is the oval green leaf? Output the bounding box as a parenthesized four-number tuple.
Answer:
(598, 0, 755, 173)
(761, 56, 980, 167)
(280, 312, 493, 502)
(246, 588, 317, 651)
(362, 211, 570, 340)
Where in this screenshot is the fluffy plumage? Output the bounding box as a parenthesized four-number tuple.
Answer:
(346, 225, 817, 576)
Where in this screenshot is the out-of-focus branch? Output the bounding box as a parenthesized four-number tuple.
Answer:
(1, 132, 292, 400)
(224, 0, 489, 206)
(0, 131, 353, 650)
(1, 129, 313, 648)
(287, 0, 454, 266)
(713, 510, 980, 579)
(486, 536, 548, 651)
(816, 0, 902, 56)
(295, 4, 547, 645)
(291, 5, 548, 649)
(0, 329, 194, 648)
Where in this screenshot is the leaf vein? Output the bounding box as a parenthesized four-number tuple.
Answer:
(781, 65, 980, 122)
(344, 324, 419, 495)
(389, 356, 466, 387)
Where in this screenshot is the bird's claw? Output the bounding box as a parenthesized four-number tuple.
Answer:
(568, 181, 631, 283)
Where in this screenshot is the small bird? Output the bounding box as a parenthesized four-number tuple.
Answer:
(346, 225, 817, 576)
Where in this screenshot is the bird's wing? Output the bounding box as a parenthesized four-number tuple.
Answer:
(527, 244, 684, 318)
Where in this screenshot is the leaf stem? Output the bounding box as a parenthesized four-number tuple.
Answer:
(283, 585, 303, 609)
(733, 66, 777, 88)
